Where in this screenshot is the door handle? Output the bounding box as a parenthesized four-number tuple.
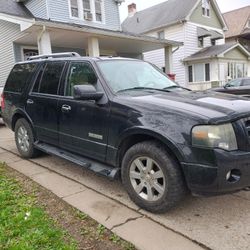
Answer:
(27, 99, 34, 105)
(61, 104, 71, 113)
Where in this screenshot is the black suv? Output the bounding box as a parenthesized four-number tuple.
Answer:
(2, 53, 250, 213)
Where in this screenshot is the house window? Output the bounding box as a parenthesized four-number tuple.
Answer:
(95, 0, 102, 21)
(205, 63, 210, 81)
(202, 0, 210, 17)
(70, 0, 79, 17)
(211, 39, 216, 46)
(157, 31, 165, 40)
(188, 63, 210, 82)
(188, 66, 193, 83)
(198, 37, 204, 47)
(69, 0, 103, 22)
(83, 0, 91, 19)
(228, 62, 247, 79)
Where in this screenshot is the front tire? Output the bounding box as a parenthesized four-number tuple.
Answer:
(121, 141, 186, 213)
(15, 118, 40, 158)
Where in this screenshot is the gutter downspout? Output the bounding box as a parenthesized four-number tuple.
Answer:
(37, 26, 46, 54)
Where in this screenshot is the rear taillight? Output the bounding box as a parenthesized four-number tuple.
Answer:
(1, 93, 5, 110)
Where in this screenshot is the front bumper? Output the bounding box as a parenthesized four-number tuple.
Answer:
(182, 149, 250, 196)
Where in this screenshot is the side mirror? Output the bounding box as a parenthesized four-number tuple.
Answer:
(73, 85, 104, 101)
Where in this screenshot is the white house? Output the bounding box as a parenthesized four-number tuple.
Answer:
(0, 0, 181, 86)
(122, 0, 250, 90)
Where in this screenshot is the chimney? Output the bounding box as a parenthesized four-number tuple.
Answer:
(128, 3, 136, 17)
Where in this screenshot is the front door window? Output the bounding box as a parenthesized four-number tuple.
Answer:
(66, 62, 97, 96)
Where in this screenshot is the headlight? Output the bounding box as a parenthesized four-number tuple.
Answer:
(192, 123, 238, 151)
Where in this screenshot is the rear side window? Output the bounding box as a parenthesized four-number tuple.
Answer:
(5, 63, 36, 92)
(33, 62, 65, 95)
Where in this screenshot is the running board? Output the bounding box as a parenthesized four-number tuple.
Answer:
(34, 142, 120, 180)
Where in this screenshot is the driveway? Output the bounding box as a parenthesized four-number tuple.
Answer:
(0, 125, 250, 250)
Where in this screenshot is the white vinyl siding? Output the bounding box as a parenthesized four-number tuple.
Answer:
(144, 24, 186, 86)
(0, 20, 23, 86)
(25, 0, 48, 19)
(48, 0, 120, 31)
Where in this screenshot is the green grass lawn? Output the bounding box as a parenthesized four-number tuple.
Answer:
(0, 163, 77, 250)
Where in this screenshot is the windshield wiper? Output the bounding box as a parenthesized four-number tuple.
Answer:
(163, 85, 182, 90)
(117, 87, 170, 93)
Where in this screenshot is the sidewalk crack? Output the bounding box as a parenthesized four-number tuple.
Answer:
(110, 215, 143, 231)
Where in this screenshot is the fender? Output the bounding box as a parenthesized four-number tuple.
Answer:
(11, 108, 35, 134)
(116, 126, 185, 163)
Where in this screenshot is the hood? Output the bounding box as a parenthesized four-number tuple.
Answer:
(118, 90, 250, 124)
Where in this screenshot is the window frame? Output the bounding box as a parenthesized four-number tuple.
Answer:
(157, 31, 165, 40)
(70, 0, 79, 18)
(188, 63, 211, 83)
(64, 61, 99, 97)
(5, 63, 38, 94)
(31, 61, 66, 96)
(202, 0, 210, 18)
(68, 0, 105, 23)
(198, 37, 204, 48)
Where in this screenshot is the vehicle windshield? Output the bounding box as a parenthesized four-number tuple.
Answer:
(97, 60, 178, 93)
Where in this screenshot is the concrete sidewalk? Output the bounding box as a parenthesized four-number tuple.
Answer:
(0, 149, 203, 250)
(1, 126, 250, 250)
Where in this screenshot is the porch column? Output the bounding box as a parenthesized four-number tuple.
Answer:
(164, 46, 173, 74)
(88, 37, 100, 57)
(37, 29, 52, 55)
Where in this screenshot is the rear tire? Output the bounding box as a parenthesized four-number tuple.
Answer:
(15, 118, 40, 158)
(121, 140, 186, 213)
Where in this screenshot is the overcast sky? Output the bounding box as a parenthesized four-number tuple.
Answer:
(119, 0, 250, 21)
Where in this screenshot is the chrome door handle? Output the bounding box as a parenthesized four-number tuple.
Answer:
(27, 99, 34, 104)
(61, 104, 71, 113)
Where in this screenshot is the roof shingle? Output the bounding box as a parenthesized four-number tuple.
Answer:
(0, 0, 33, 19)
(223, 6, 250, 38)
(122, 0, 198, 34)
(183, 42, 238, 61)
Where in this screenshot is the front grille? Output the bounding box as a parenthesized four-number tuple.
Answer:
(242, 117, 250, 139)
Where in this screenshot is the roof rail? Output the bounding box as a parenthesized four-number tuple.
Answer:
(27, 52, 81, 61)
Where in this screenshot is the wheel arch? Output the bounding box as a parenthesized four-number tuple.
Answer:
(11, 109, 34, 132)
(116, 128, 185, 167)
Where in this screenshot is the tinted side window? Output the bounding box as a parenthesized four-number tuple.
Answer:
(39, 62, 65, 95)
(32, 65, 45, 93)
(5, 63, 36, 92)
(66, 62, 97, 96)
(243, 79, 250, 86)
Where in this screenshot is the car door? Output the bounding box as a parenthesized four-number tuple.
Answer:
(26, 61, 66, 146)
(58, 61, 110, 161)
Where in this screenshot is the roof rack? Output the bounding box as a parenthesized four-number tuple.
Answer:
(27, 52, 81, 61)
